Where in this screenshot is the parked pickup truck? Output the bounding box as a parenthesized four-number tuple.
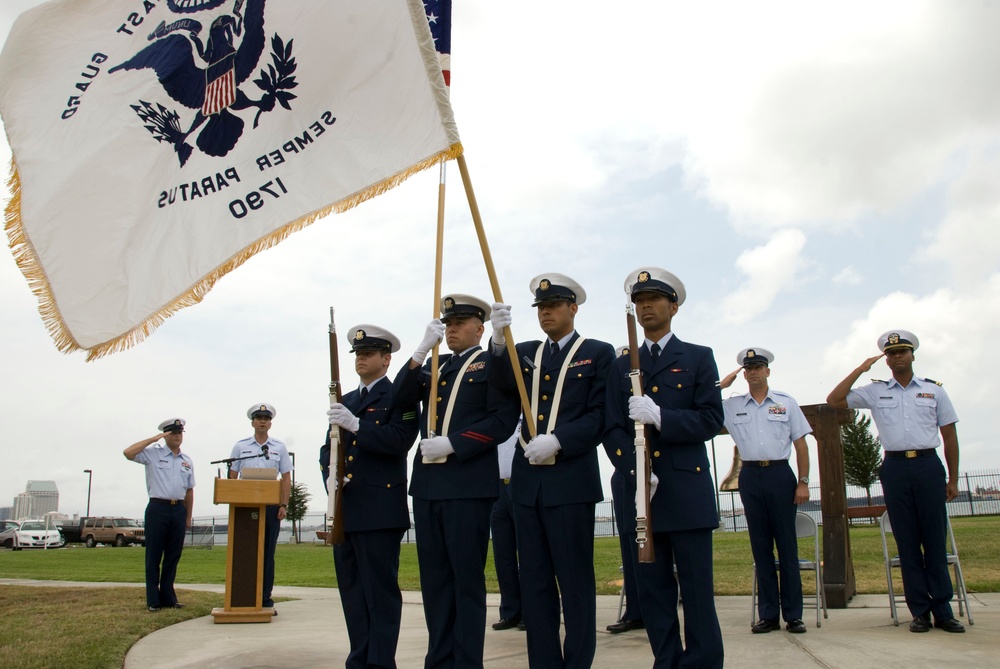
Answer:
(79, 517, 145, 547)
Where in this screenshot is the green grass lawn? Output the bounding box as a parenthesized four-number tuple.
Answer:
(2, 515, 997, 595)
(1, 516, 996, 669)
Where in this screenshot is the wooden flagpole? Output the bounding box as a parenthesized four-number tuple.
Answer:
(455, 154, 536, 437)
(423, 162, 448, 463)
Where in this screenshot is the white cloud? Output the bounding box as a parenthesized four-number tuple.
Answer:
(832, 266, 862, 286)
(719, 230, 807, 324)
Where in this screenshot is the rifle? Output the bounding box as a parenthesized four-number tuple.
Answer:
(325, 308, 347, 545)
(626, 297, 655, 563)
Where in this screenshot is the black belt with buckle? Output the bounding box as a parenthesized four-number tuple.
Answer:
(149, 498, 183, 505)
(743, 460, 787, 467)
(884, 449, 936, 459)
(501, 478, 511, 485)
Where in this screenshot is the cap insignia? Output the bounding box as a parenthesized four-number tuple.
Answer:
(747, 349, 756, 358)
(355, 329, 365, 341)
(444, 297, 454, 309)
(888, 333, 900, 344)
(638, 271, 650, 283)
(539, 279, 550, 291)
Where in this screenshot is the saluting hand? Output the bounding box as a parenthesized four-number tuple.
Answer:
(719, 367, 742, 390)
(857, 354, 885, 373)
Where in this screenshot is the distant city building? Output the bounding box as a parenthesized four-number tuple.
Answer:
(0, 506, 12, 521)
(27, 480, 60, 516)
(11, 481, 60, 519)
(13, 492, 32, 519)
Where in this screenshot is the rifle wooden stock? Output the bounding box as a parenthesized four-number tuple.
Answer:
(626, 308, 655, 564)
(326, 308, 347, 545)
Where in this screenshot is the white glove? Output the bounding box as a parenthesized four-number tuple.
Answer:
(629, 395, 662, 431)
(419, 436, 455, 460)
(524, 433, 561, 464)
(327, 403, 360, 433)
(412, 319, 445, 364)
(490, 303, 512, 347)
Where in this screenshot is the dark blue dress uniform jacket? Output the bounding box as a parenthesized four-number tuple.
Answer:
(603, 335, 723, 532)
(491, 333, 614, 506)
(336, 376, 419, 532)
(394, 347, 520, 499)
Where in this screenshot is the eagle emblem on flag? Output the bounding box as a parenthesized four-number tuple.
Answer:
(108, 0, 297, 166)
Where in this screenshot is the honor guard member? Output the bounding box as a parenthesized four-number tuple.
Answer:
(489, 274, 614, 669)
(720, 348, 811, 634)
(394, 295, 520, 668)
(490, 423, 524, 632)
(607, 345, 645, 635)
(827, 330, 964, 634)
(327, 325, 419, 669)
(227, 403, 293, 611)
(124, 418, 195, 612)
(603, 267, 725, 669)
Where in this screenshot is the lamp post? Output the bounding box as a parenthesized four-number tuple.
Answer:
(83, 469, 93, 517)
(289, 452, 296, 486)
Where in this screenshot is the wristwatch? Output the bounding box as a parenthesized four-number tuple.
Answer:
(798, 476, 809, 485)
(279, 503, 288, 508)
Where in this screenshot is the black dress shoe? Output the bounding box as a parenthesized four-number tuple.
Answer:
(785, 619, 806, 634)
(148, 606, 161, 612)
(606, 619, 645, 634)
(492, 617, 522, 630)
(517, 621, 526, 631)
(909, 617, 931, 633)
(934, 618, 965, 633)
(751, 619, 780, 634)
(170, 602, 185, 609)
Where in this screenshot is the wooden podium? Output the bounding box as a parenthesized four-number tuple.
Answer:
(212, 478, 281, 623)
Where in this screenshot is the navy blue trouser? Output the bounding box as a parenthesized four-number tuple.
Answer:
(415, 497, 493, 669)
(739, 461, 803, 623)
(612, 470, 641, 623)
(490, 480, 522, 621)
(143, 500, 186, 608)
(880, 454, 953, 621)
(335, 529, 405, 669)
(514, 501, 596, 669)
(262, 504, 280, 606)
(632, 528, 724, 669)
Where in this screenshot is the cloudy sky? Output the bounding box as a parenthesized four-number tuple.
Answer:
(2, 0, 998, 521)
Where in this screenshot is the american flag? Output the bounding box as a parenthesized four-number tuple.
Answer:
(424, 0, 451, 86)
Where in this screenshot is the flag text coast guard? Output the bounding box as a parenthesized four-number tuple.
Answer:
(0, 0, 461, 360)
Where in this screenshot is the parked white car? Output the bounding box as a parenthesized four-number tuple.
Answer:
(12, 520, 64, 549)
(0, 520, 19, 549)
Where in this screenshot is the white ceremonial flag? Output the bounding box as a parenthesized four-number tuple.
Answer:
(0, 0, 461, 360)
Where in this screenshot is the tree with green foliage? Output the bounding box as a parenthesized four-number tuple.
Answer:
(287, 481, 312, 543)
(842, 409, 882, 506)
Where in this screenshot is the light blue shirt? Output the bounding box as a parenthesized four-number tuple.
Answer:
(723, 389, 811, 461)
(133, 445, 195, 500)
(847, 376, 958, 451)
(228, 435, 294, 476)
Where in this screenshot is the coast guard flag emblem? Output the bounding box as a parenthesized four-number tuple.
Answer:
(0, 0, 460, 360)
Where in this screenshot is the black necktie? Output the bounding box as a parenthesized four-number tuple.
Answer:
(650, 343, 661, 363)
(360, 387, 369, 400)
(550, 342, 559, 357)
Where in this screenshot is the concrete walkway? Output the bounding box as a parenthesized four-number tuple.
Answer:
(4, 580, 997, 668)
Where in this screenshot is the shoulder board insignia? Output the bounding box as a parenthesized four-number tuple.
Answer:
(871, 379, 887, 384)
(567, 359, 592, 368)
(923, 378, 943, 386)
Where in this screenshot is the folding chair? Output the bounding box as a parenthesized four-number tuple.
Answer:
(750, 511, 828, 627)
(879, 511, 973, 626)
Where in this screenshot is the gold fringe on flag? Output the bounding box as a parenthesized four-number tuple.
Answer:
(4, 143, 464, 361)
